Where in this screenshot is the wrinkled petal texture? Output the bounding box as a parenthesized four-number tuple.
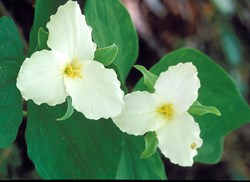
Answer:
(47, 1, 96, 60)
(64, 60, 124, 120)
(154, 63, 200, 114)
(16, 50, 68, 106)
(113, 91, 166, 136)
(156, 112, 202, 166)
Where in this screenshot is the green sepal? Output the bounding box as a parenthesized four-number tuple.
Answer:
(38, 27, 49, 50)
(94, 44, 118, 66)
(189, 101, 221, 116)
(134, 65, 158, 93)
(140, 132, 159, 159)
(56, 97, 74, 121)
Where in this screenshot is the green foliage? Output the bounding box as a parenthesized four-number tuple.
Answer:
(0, 16, 24, 147)
(116, 135, 166, 180)
(94, 44, 118, 66)
(140, 132, 159, 159)
(189, 101, 221, 116)
(26, 102, 124, 179)
(134, 48, 250, 164)
(85, 0, 139, 84)
(1, 0, 247, 179)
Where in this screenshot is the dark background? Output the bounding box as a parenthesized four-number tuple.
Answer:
(0, 0, 250, 179)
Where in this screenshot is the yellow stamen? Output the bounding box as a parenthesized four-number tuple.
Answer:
(64, 59, 83, 79)
(157, 103, 174, 120)
(191, 143, 197, 150)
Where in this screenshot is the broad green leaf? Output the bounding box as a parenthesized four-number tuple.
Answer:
(141, 132, 159, 159)
(94, 44, 118, 66)
(116, 135, 166, 180)
(26, 102, 124, 179)
(85, 0, 139, 84)
(0, 16, 24, 147)
(134, 48, 250, 164)
(37, 27, 49, 50)
(56, 97, 74, 121)
(189, 101, 221, 116)
(134, 65, 158, 93)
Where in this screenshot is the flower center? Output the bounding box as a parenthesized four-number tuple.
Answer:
(64, 59, 83, 79)
(191, 143, 197, 150)
(157, 103, 174, 120)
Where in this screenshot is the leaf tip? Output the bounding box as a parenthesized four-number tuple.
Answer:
(214, 109, 222, 116)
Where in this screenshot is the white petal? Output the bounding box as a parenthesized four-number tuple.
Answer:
(154, 63, 200, 113)
(64, 60, 124, 120)
(46, 1, 96, 60)
(113, 91, 166, 136)
(156, 112, 203, 167)
(16, 50, 68, 106)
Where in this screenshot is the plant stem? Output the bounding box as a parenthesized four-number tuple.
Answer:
(23, 110, 27, 117)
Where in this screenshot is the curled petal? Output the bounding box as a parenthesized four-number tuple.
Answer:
(47, 1, 96, 60)
(64, 60, 124, 120)
(156, 112, 203, 166)
(16, 50, 68, 106)
(154, 63, 200, 114)
(113, 91, 166, 135)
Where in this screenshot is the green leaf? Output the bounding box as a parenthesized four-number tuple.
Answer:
(85, 0, 139, 84)
(116, 135, 166, 180)
(38, 27, 49, 50)
(189, 101, 221, 116)
(26, 102, 124, 179)
(0, 16, 24, 147)
(56, 97, 74, 121)
(94, 44, 118, 66)
(134, 48, 250, 164)
(134, 65, 158, 93)
(141, 132, 159, 159)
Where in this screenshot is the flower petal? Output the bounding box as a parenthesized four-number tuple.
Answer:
(64, 60, 124, 120)
(156, 112, 202, 166)
(154, 62, 200, 113)
(16, 50, 68, 106)
(46, 1, 96, 60)
(113, 91, 166, 135)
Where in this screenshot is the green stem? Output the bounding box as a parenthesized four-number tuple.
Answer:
(23, 110, 27, 117)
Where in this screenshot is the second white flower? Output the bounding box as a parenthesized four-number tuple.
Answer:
(113, 62, 203, 166)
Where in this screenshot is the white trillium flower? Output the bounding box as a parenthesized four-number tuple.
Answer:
(16, 1, 124, 120)
(113, 63, 203, 166)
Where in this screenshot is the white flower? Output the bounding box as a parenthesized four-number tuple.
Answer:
(16, 1, 124, 120)
(113, 63, 203, 166)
